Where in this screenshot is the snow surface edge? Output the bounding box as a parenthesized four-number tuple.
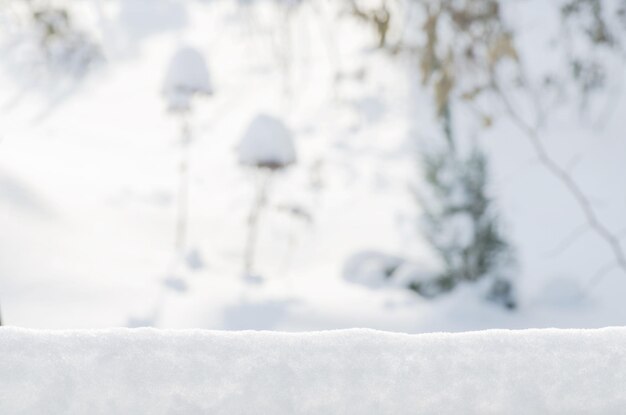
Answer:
(2, 325, 624, 335)
(1, 327, 625, 414)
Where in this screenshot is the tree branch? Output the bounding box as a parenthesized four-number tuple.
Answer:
(493, 84, 626, 276)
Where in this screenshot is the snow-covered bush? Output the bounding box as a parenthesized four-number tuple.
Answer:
(342, 143, 516, 310)
(238, 114, 296, 278)
(0, 2, 102, 81)
(415, 144, 516, 309)
(32, 7, 101, 77)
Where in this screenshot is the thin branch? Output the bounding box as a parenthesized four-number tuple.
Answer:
(565, 154, 583, 174)
(542, 223, 589, 259)
(493, 84, 626, 275)
(582, 260, 620, 296)
(244, 170, 272, 277)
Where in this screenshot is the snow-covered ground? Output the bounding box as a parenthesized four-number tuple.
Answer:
(2, 327, 626, 414)
(0, 0, 625, 331)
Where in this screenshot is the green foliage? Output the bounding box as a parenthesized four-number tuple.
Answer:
(414, 139, 516, 309)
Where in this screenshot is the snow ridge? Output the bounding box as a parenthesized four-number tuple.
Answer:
(1, 327, 625, 414)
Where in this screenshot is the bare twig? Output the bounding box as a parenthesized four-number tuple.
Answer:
(493, 84, 626, 276)
(582, 260, 620, 295)
(543, 223, 589, 259)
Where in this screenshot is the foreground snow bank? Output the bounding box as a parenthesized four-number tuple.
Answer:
(1, 328, 625, 414)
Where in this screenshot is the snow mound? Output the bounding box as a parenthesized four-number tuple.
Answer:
(162, 47, 213, 112)
(238, 114, 296, 169)
(1, 327, 625, 414)
(390, 261, 434, 287)
(343, 251, 432, 289)
(535, 276, 585, 306)
(343, 250, 404, 288)
(119, 0, 187, 39)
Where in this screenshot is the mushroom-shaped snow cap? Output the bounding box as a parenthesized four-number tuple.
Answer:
(162, 46, 213, 112)
(238, 114, 296, 170)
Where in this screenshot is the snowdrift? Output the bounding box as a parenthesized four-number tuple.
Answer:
(1, 327, 625, 414)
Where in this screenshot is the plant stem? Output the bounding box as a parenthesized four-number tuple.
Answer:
(175, 116, 191, 253)
(244, 170, 272, 277)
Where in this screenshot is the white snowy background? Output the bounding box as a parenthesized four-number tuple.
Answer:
(1, 0, 625, 332)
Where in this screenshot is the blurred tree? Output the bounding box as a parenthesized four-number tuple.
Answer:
(345, 0, 626, 304)
(415, 142, 516, 308)
(0, 0, 102, 79)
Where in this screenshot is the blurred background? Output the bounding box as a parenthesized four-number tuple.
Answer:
(0, 0, 625, 331)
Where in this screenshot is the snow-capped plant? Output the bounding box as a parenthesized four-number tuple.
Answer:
(162, 46, 213, 258)
(238, 114, 296, 279)
(239, 114, 296, 170)
(163, 47, 213, 113)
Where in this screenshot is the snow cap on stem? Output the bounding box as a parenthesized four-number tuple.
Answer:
(238, 114, 296, 170)
(163, 46, 213, 113)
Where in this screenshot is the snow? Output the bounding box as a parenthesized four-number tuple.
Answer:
(238, 114, 296, 169)
(1, 327, 625, 414)
(162, 46, 213, 112)
(343, 250, 404, 288)
(391, 261, 434, 288)
(343, 251, 434, 290)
